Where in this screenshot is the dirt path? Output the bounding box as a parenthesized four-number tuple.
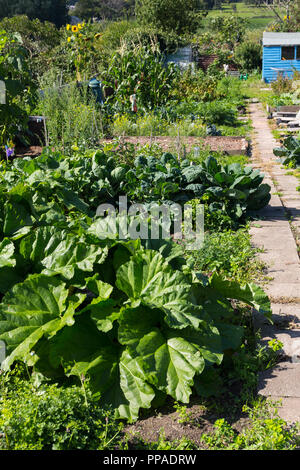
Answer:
(249, 102, 300, 423)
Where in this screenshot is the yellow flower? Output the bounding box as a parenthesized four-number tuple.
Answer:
(66, 24, 71, 30)
(72, 25, 78, 33)
(77, 23, 82, 29)
(67, 37, 71, 42)
(94, 33, 102, 39)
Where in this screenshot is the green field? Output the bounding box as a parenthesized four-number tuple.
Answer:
(204, 2, 283, 30)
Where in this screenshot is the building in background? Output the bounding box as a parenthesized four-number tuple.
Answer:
(263, 32, 300, 83)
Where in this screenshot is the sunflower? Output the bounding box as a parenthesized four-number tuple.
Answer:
(66, 24, 71, 30)
(72, 25, 78, 33)
(67, 37, 72, 42)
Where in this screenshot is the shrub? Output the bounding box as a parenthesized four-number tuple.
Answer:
(271, 73, 293, 96)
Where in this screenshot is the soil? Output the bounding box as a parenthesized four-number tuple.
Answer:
(13, 135, 249, 159)
(102, 136, 249, 156)
(14, 146, 43, 158)
(123, 395, 251, 448)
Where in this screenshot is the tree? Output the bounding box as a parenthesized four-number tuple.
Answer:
(251, 0, 293, 21)
(209, 15, 247, 48)
(0, 15, 61, 79)
(0, 15, 61, 58)
(135, 0, 205, 35)
(291, 0, 300, 27)
(260, 0, 300, 31)
(73, 0, 135, 21)
(0, 0, 67, 27)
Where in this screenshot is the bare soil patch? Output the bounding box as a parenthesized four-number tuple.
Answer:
(123, 396, 251, 448)
(102, 136, 249, 155)
(14, 146, 43, 158)
(13, 136, 249, 159)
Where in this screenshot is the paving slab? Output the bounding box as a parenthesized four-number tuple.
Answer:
(253, 310, 300, 358)
(271, 397, 300, 423)
(271, 303, 300, 317)
(249, 226, 295, 246)
(281, 200, 300, 210)
(258, 362, 300, 398)
(253, 207, 286, 219)
(266, 270, 300, 284)
(256, 250, 299, 268)
(266, 283, 300, 301)
(250, 219, 289, 228)
(281, 195, 300, 202)
(254, 303, 300, 329)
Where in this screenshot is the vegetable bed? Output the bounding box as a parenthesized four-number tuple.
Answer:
(102, 136, 250, 156)
(0, 148, 271, 423)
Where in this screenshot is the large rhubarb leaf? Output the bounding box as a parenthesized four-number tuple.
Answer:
(46, 315, 155, 422)
(118, 306, 205, 403)
(0, 274, 86, 369)
(209, 273, 271, 320)
(20, 226, 107, 280)
(116, 250, 204, 329)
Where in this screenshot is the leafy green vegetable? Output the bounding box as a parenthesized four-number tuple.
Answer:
(273, 136, 300, 167)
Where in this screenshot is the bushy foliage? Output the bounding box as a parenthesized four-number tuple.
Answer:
(191, 227, 263, 283)
(208, 15, 248, 49)
(135, 0, 204, 35)
(234, 41, 262, 73)
(0, 16, 61, 80)
(202, 401, 300, 450)
(0, 368, 121, 450)
(271, 73, 294, 96)
(172, 68, 219, 102)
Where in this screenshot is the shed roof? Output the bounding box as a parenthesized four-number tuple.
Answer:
(263, 32, 300, 46)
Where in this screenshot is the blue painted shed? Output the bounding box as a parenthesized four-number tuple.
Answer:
(263, 32, 300, 83)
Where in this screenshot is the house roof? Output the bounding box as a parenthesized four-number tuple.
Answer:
(263, 32, 300, 46)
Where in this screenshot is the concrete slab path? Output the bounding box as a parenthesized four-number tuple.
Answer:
(249, 103, 300, 423)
